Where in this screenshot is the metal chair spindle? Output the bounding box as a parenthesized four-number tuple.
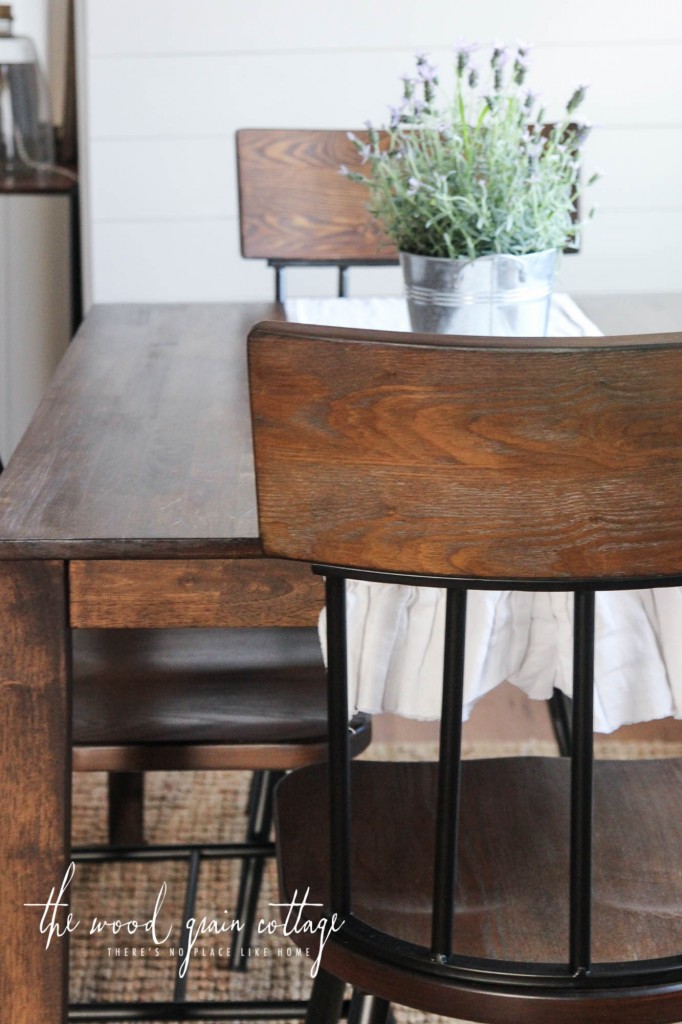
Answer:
(431, 587, 468, 959)
(569, 587, 596, 976)
(325, 571, 352, 917)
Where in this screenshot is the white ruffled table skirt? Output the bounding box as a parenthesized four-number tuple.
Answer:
(284, 295, 682, 733)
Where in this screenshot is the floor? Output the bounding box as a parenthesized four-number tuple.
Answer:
(373, 681, 682, 746)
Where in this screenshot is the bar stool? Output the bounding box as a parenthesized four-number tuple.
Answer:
(250, 318, 682, 1024)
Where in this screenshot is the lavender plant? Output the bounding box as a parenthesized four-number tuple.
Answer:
(344, 44, 597, 259)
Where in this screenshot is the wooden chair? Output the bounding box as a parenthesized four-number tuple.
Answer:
(71, 625, 371, 975)
(71, 626, 354, 832)
(249, 319, 682, 1024)
(236, 128, 398, 300)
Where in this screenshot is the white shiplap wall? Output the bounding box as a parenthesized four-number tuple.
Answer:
(77, 0, 682, 306)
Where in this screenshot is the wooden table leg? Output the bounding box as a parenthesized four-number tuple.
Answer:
(0, 561, 70, 1023)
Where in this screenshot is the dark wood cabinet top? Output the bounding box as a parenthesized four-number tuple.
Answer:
(0, 294, 679, 561)
(0, 168, 78, 195)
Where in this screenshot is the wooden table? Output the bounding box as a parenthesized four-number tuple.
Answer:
(0, 295, 681, 1022)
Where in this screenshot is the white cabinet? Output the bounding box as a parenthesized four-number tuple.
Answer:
(0, 192, 72, 463)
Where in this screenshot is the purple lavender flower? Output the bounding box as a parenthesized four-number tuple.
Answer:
(491, 45, 509, 91)
(454, 38, 475, 72)
(390, 97, 413, 124)
(574, 122, 592, 144)
(417, 61, 438, 83)
(346, 41, 596, 258)
(513, 54, 529, 86)
(363, 119, 379, 145)
(567, 84, 589, 114)
(400, 74, 415, 100)
(455, 42, 476, 76)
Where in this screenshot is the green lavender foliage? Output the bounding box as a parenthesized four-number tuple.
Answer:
(345, 46, 597, 259)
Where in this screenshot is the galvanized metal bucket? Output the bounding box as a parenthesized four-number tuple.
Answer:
(400, 249, 558, 336)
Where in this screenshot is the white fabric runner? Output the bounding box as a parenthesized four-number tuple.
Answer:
(284, 295, 682, 732)
(285, 292, 603, 337)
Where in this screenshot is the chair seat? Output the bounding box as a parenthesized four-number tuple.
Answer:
(276, 757, 682, 1020)
(72, 628, 370, 771)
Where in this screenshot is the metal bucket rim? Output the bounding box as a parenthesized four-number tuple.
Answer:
(399, 248, 558, 269)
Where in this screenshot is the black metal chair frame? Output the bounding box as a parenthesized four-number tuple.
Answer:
(314, 563, 682, 1013)
(68, 770, 362, 1023)
(67, 736, 371, 1023)
(269, 258, 398, 303)
(69, 833, 311, 1023)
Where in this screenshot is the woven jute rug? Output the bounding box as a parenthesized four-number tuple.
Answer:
(69, 738, 682, 1023)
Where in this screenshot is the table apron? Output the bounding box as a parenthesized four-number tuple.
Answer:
(68, 558, 323, 629)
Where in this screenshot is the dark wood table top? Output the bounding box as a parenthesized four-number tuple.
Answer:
(0, 294, 680, 561)
(0, 302, 279, 559)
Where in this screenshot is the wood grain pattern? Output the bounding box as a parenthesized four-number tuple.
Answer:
(69, 558, 323, 627)
(0, 297, 677, 562)
(277, 757, 682, 1023)
(249, 320, 682, 582)
(0, 561, 69, 1023)
(71, 626, 372, 772)
(0, 302, 280, 559)
(237, 129, 397, 263)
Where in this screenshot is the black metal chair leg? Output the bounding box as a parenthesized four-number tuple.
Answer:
(244, 768, 261, 816)
(548, 687, 573, 757)
(305, 969, 347, 1024)
(228, 768, 284, 970)
(348, 989, 393, 1024)
(108, 771, 145, 846)
(274, 264, 285, 302)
